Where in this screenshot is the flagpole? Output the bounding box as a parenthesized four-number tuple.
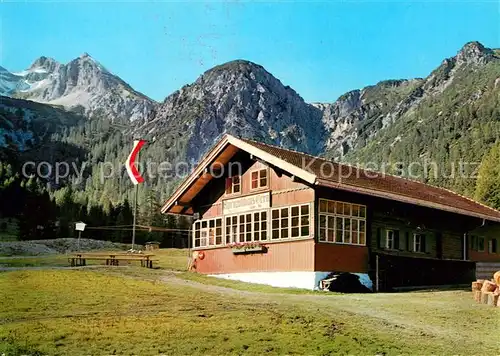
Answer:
(125, 139, 146, 251)
(132, 183, 138, 251)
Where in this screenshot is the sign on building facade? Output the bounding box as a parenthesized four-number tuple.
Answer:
(223, 192, 270, 215)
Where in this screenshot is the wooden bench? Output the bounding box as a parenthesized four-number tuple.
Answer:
(69, 253, 157, 268)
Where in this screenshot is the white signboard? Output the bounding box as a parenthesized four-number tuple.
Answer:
(75, 222, 86, 231)
(223, 192, 270, 215)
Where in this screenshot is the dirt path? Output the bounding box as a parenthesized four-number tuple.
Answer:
(159, 273, 489, 343)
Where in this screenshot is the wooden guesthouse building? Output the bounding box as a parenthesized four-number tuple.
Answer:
(162, 135, 500, 290)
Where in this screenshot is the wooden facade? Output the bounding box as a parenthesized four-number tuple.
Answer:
(162, 135, 500, 290)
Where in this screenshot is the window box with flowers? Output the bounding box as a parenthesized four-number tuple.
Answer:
(230, 241, 266, 254)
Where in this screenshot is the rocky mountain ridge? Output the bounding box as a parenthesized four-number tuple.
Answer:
(1, 53, 155, 122)
(318, 41, 500, 159)
(134, 60, 326, 162)
(2, 41, 500, 206)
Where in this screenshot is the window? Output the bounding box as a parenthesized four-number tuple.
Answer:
(194, 222, 201, 247)
(253, 211, 268, 241)
(225, 216, 238, 244)
(193, 218, 222, 247)
(385, 230, 396, 250)
(489, 238, 498, 254)
(414, 234, 426, 253)
(225, 175, 241, 195)
(386, 230, 400, 250)
(271, 204, 310, 240)
(318, 199, 366, 245)
(251, 169, 268, 190)
(225, 210, 268, 243)
(237, 214, 253, 242)
(470, 235, 486, 252)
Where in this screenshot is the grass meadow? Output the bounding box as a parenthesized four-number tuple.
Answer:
(0, 249, 499, 355)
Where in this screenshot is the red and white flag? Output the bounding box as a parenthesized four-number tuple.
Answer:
(125, 139, 146, 185)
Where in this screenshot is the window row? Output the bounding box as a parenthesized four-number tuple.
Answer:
(225, 168, 269, 195)
(383, 229, 427, 253)
(271, 204, 310, 240)
(193, 204, 311, 247)
(225, 211, 268, 244)
(470, 236, 498, 254)
(193, 218, 223, 248)
(319, 199, 366, 218)
(318, 216, 366, 245)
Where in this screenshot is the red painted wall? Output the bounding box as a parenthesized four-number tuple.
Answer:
(314, 243, 369, 273)
(469, 250, 500, 262)
(193, 239, 315, 274)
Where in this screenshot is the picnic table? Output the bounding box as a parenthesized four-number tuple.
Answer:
(69, 252, 157, 268)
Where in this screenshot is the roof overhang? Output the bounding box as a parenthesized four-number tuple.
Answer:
(316, 178, 500, 223)
(161, 136, 233, 214)
(161, 134, 500, 223)
(161, 135, 317, 215)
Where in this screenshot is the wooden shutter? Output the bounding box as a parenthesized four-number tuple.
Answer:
(436, 232, 443, 258)
(377, 227, 382, 248)
(470, 235, 476, 250)
(421, 234, 427, 253)
(405, 232, 410, 251)
(394, 230, 400, 250)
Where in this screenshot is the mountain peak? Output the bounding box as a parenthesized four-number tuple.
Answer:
(456, 41, 493, 65)
(203, 59, 266, 77)
(5, 53, 154, 122)
(197, 59, 288, 93)
(70, 52, 110, 74)
(29, 56, 58, 71)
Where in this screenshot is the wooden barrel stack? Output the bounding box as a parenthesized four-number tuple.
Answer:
(472, 271, 500, 307)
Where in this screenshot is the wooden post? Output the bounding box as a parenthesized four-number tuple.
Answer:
(187, 227, 192, 271)
(132, 184, 138, 251)
(376, 254, 380, 292)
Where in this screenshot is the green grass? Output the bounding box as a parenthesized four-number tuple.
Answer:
(0, 248, 190, 269)
(154, 248, 190, 271)
(0, 255, 69, 268)
(1, 269, 499, 355)
(177, 272, 327, 295)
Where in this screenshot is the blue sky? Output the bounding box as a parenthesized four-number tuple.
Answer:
(2, 1, 499, 103)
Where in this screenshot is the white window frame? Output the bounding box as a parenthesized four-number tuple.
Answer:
(489, 238, 498, 254)
(414, 233, 425, 253)
(192, 217, 223, 248)
(226, 175, 241, 195)
(250, 168, 269, 191)
(252, 210, 268, 242)
(318, 198, 366, 246)
(225, 216, 239, 244)
(193, 203, 312, 248)
(224, 209, 269, 243)
(386, 229, 396, 250)
(271, 204, 311, 241)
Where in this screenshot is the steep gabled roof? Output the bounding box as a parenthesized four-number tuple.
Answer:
(162, 135, 500, 223)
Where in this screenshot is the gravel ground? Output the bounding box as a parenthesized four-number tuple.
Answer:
(0, 238, 142, 256)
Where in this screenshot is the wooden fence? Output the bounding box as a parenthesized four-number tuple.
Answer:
(371, 253, 476, 291)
